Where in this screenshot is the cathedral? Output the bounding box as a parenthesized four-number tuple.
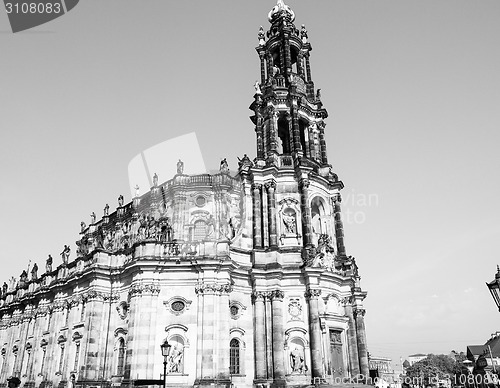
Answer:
(0, 2, 369, 388)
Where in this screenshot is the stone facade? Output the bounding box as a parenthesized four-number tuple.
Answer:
(0, 2, 369, 388)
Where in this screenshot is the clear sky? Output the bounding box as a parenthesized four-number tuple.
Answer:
(1, 0, 499, 369)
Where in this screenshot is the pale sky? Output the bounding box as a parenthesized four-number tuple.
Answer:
(1, 0, 499, 369)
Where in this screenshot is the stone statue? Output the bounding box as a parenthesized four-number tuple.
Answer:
(60, 245, 70, 264)
(46, 255, 53, 273)
(118, 194, 124, 207)
(2, 282, 7, 296)
(316, 88, 321, 100)
(290, 347, 307, 373)
(282, 212, 296, 234)
(258, 26, 265, 45)
(80, 221, 86, 233)
(177, 159, 184, 174)
(153, 173, 158, 186)
(20, 270, 27, 282)
(254, 81, 262, 95)
(90, 212, 96, 224)
(237, 154, 252, 168)
(272, 65, 280, 76)
(220, 158, 229, 173)
(134, 184, 140, 198)
(31, 263, 38, 280)
(301, 24, 308, 43)
(104, 203, 109, 216)
(168, 346, 184, 373)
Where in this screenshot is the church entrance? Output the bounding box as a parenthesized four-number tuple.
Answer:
(329, 330, 344, 378)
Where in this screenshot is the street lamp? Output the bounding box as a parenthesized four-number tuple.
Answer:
(463, 360, 474, 388)
(486, 266, 500, 311)
(160, 341, 172, 388)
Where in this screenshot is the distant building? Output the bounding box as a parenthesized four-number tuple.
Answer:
(467, 332, 500, 372)
(407, 354, 427, 366)
(369, 356, 400, 388)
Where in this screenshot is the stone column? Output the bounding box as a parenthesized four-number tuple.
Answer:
(297, 52, 304, 78)
(256, 110, 265, 159)
(284, 31, 292, 76)
(252, 184, 263, 249)
(82, 291, 105, 381)
(285, 114, 293, 154)
(291, 107, 302, 155)
(195, 282, 216, 382)
(318, 126, 328, 164)
(305, 52, 312, 82)
(299, 179, 313, 247)
(305, 289, 323, 379)
(343, 302, 360, 376)
(252, 292, 267, 381)
(270, 290, 285, 383)
(260, 52, 266, 85)
(354, 308, 369, 379)
(216, 284, 231, 382)
(265, 294, 273, 378)
(332, 194, 347, 257)
(265, 181, 278, 248)
(270, 110, 279, 154)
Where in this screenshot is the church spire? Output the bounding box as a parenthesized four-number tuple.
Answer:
(250, 0, 333, 176)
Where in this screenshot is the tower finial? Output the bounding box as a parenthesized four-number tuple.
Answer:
(268, 0, 295, 23)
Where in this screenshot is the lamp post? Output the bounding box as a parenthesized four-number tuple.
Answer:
(160, 341, 171, 388)
(463, 360, 474, 388)
(486, 266, 500, 311)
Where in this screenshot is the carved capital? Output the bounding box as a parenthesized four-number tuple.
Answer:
(269, 289, 284, 301)
(353, 308, 366, 318)
(251, 291, 266, 303)
(304, 289, 322, 300)
(195, 282, 232, 295)
(332, 193, 342, 204)
(128, 283, 160, 298)
(86, 290, 107, 301)
(264, 180, 276, 191)
(299, 179, 310, 190)
(251, 183, 262, 192)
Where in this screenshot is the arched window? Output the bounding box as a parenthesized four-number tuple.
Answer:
(116, 338, 125, 375)
(277, 117, 291, 155)
(229, 338, 240, 375)
(193, 220, 207, 241)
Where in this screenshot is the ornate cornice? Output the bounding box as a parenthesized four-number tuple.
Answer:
(195, 282, 232, 295)
(128, 283, 160, 298)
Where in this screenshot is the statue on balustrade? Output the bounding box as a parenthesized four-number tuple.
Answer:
(220, 158, 229, 173)
(46, 254, 53, 273)
(60, 245, 70, 264)
(31, 263, 38, 280)
(177, 159, 184, 174)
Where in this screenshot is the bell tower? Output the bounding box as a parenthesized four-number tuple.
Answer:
(250, 0, 331, 169)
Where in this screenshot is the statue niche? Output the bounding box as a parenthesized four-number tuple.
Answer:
(278, 198, 301, 246)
